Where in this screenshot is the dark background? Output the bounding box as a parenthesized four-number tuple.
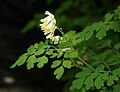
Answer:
(0, 0, 120, 92)
(0, 0, 62, 92)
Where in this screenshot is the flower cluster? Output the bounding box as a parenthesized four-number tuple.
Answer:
(39, 11, 62, 44)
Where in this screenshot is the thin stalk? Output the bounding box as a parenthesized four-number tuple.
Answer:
(102, 61, 111, 73)
(56, 27, 64, 35)
(110, 46, 120, 60)
(78, 57, 96, 72)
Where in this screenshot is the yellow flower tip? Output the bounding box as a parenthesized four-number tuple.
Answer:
(49, 35, 53, 40)
(43, 29, 49, 32)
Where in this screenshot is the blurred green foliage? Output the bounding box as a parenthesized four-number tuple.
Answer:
(22, 0, 120, 33)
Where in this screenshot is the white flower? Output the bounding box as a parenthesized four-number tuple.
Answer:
(46, 33, 54, 39)
(39, 11, 57, 36)
(39, 11, 63, 44)
(52, 35, 62, 44)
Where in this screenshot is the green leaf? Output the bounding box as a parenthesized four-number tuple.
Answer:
(26, 55, 37, 69)
(109, 21, 120, 32)
(62, 60, 72, 69)
(27, 45, 36, 55)
(54, 66, 64, 80)
(75, 68, 92, 78)
(57, 53, 63, 58)
(96, 29, 107, 40)
(70, 77, 85, 90)
(94, 76, 104, 89)
(96, 64, 105, 72)
(111, 75, 119, 81)
(91, 72, 99, 79)
(57, 49, 63, 58)
(37, 56, 48, 68)
(34, 49, 45, 56)
(93, 22, 110, 40)
(105, 13, 114, 21)
(112, 68, 120, 77)
(46, 49, 54, 55)
(64, 51, 78, 58)
(114, 6, 120, 19)
(99, 73, 108, 81)
(84, 75, 94, 89)
(51, 60, 62, 68)
(10, 53, 28, 68)
(114, 42, 120, 50)
(113, 84, 120, 92)
(107, 77, 114, 86)
(34, 43, 38, 49)
(50, 53, 58, 58)
(85, 30, 94, 40)
(38, 42, 46, 49)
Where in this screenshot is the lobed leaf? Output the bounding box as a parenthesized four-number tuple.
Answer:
(50, 53, 58, 58)
(75, 68, 92, 78)
(10, 53, 28, 68)
(114, 42, 120, 50)
(37, 56, 48, 68)
(34, 49, 45, 56)
(84, 75, 94, 89)
(62, 60, 72, 69)
(112, 68, 120, 77)
(46, 49, 54, 55)
(26, 55, 37, 69)
(54, 66, 64, 80)
(51, 60, 62, 68)
(70, 77, 85, 90)
(64, 51, 78, 58)
(27, 45, 36, 55)
(94, 76, 104, 89)
(107, 77, 114, 86)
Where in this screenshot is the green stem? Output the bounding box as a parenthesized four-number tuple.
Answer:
(102, 61, 111, 73)
(78, 57, 96, 72)
(110, 46, 120, 60)
(56, 27, 64, 35)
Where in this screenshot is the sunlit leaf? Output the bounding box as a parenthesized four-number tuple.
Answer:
(54, 66, 64, 80)
(26, 55, 37, 69)
(51, 60, 62, 68)
(62, 60, 72, 69)
(37, 56, 48, 68)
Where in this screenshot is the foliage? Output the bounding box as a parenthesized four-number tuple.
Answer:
(11, 5, 120, 92)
